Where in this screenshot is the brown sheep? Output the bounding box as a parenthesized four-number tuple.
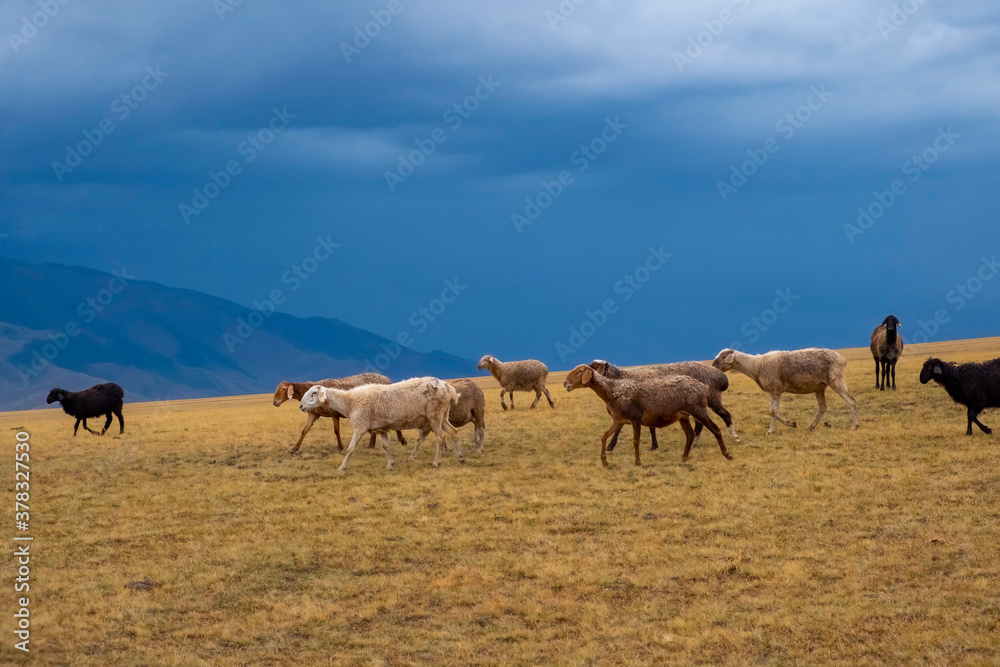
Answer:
(870, 315, 903, 391)
(589, 359, 739, 451)
(563, 364, 732, 467)
(273, 373, 407, 453)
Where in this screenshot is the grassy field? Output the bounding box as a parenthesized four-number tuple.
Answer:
(3, 338, 1000, 665)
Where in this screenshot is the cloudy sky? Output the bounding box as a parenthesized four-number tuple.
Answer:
(2, 0, 998, 367)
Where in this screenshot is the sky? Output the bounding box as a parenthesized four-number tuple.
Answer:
(2, 0, 999, 369)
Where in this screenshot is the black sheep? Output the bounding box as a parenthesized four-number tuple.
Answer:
(919, 358, 1000, 435)
(46, 383, 125, 436)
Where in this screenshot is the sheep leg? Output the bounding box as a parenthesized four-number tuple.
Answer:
(100, 412, 113, 435)
(379, 432, 394, 470)
(607, 425, 621, 451)
(767, 395, 796, 434)
(631, 421, 642, 466)
(599, 423, 620, 467)
(114, 409, 125, 434)
(680, 419, 696, 461)
(444, 420, 464, 464)
(430, 421, 463, 467)
(881, 361, 890, 392)
(968, 408, 992, 435)
(509, 391, 515, 410)
(542, 386, 555, 408)
(395, 430, 408, 446)
(410, 427, 429, 461)
(530, 389, 542, 409)
(709, 396, 740, 442)
(691, 406, 732, 460)
(73, 418, 82, 436)
(829, 378, 859, 430)
(649, 427, 658, 451)
(332, 416, 343, 451)
(368, 432, 378, 449)
(337, 427, 368, 471)
(500, 390, 508, 411)
(691, 421, 702, 448)
(80, 418, 100, 435)
(289, 412, 320, 453)
(473, 409, 485, 453)
(806, 389, 827, 431)
(890, 360, 897, 390)
(874, 358, 881, 389)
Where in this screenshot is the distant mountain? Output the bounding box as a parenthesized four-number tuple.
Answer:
(0, 259, 476, 410)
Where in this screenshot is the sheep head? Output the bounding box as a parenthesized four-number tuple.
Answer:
(882, 315, 901, 330)
(46, 388, 66, 404)
(563, 365, 593, 391)
(920, 358, 946, 385)
(477, 355, 497, 371)
(299, 385, 327, 411)
(588, 360, 611, 376)
(272, 382, 296, 407)
(712, 349, 737, 371)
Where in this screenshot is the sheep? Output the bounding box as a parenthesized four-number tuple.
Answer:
(712, 348, 859, 434)
(477, 355, 554, 411)
(589, 359, 740, 451)
(870, 315, 904, 391)
(299, 377, 463, 471)
(417, 378, 486, 453)
(46, 383, 125, 436)
(273, 373, 408, 453)
(919, 357, 1000, 435)
(563, 364, 732, 467)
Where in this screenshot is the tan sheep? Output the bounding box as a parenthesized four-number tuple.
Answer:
(477, 355, 553, 410)
(870, 315, 903, 391)
(299, 377, 462, 471)
(417, 378, 485, 453)
(272, 372, 406, 453)
(563, 364, 732, 467)
(712, 348, 859, 434)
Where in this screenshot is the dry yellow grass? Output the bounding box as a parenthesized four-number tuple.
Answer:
(3, 338, 1000, 665)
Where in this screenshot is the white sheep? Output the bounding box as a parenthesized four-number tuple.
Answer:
(477, 355, 554, 410)
(712, 348, 859, 434)
(299, 377, 463, 471)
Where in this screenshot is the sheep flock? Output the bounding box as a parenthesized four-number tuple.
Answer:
(41, 312, 1000, 471)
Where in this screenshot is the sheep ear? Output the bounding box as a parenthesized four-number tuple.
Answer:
(286, 385, 295, 400)
(581, 367, 593, 384)
(724, 353, 735, 364)
(933, 364, 943, 375)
